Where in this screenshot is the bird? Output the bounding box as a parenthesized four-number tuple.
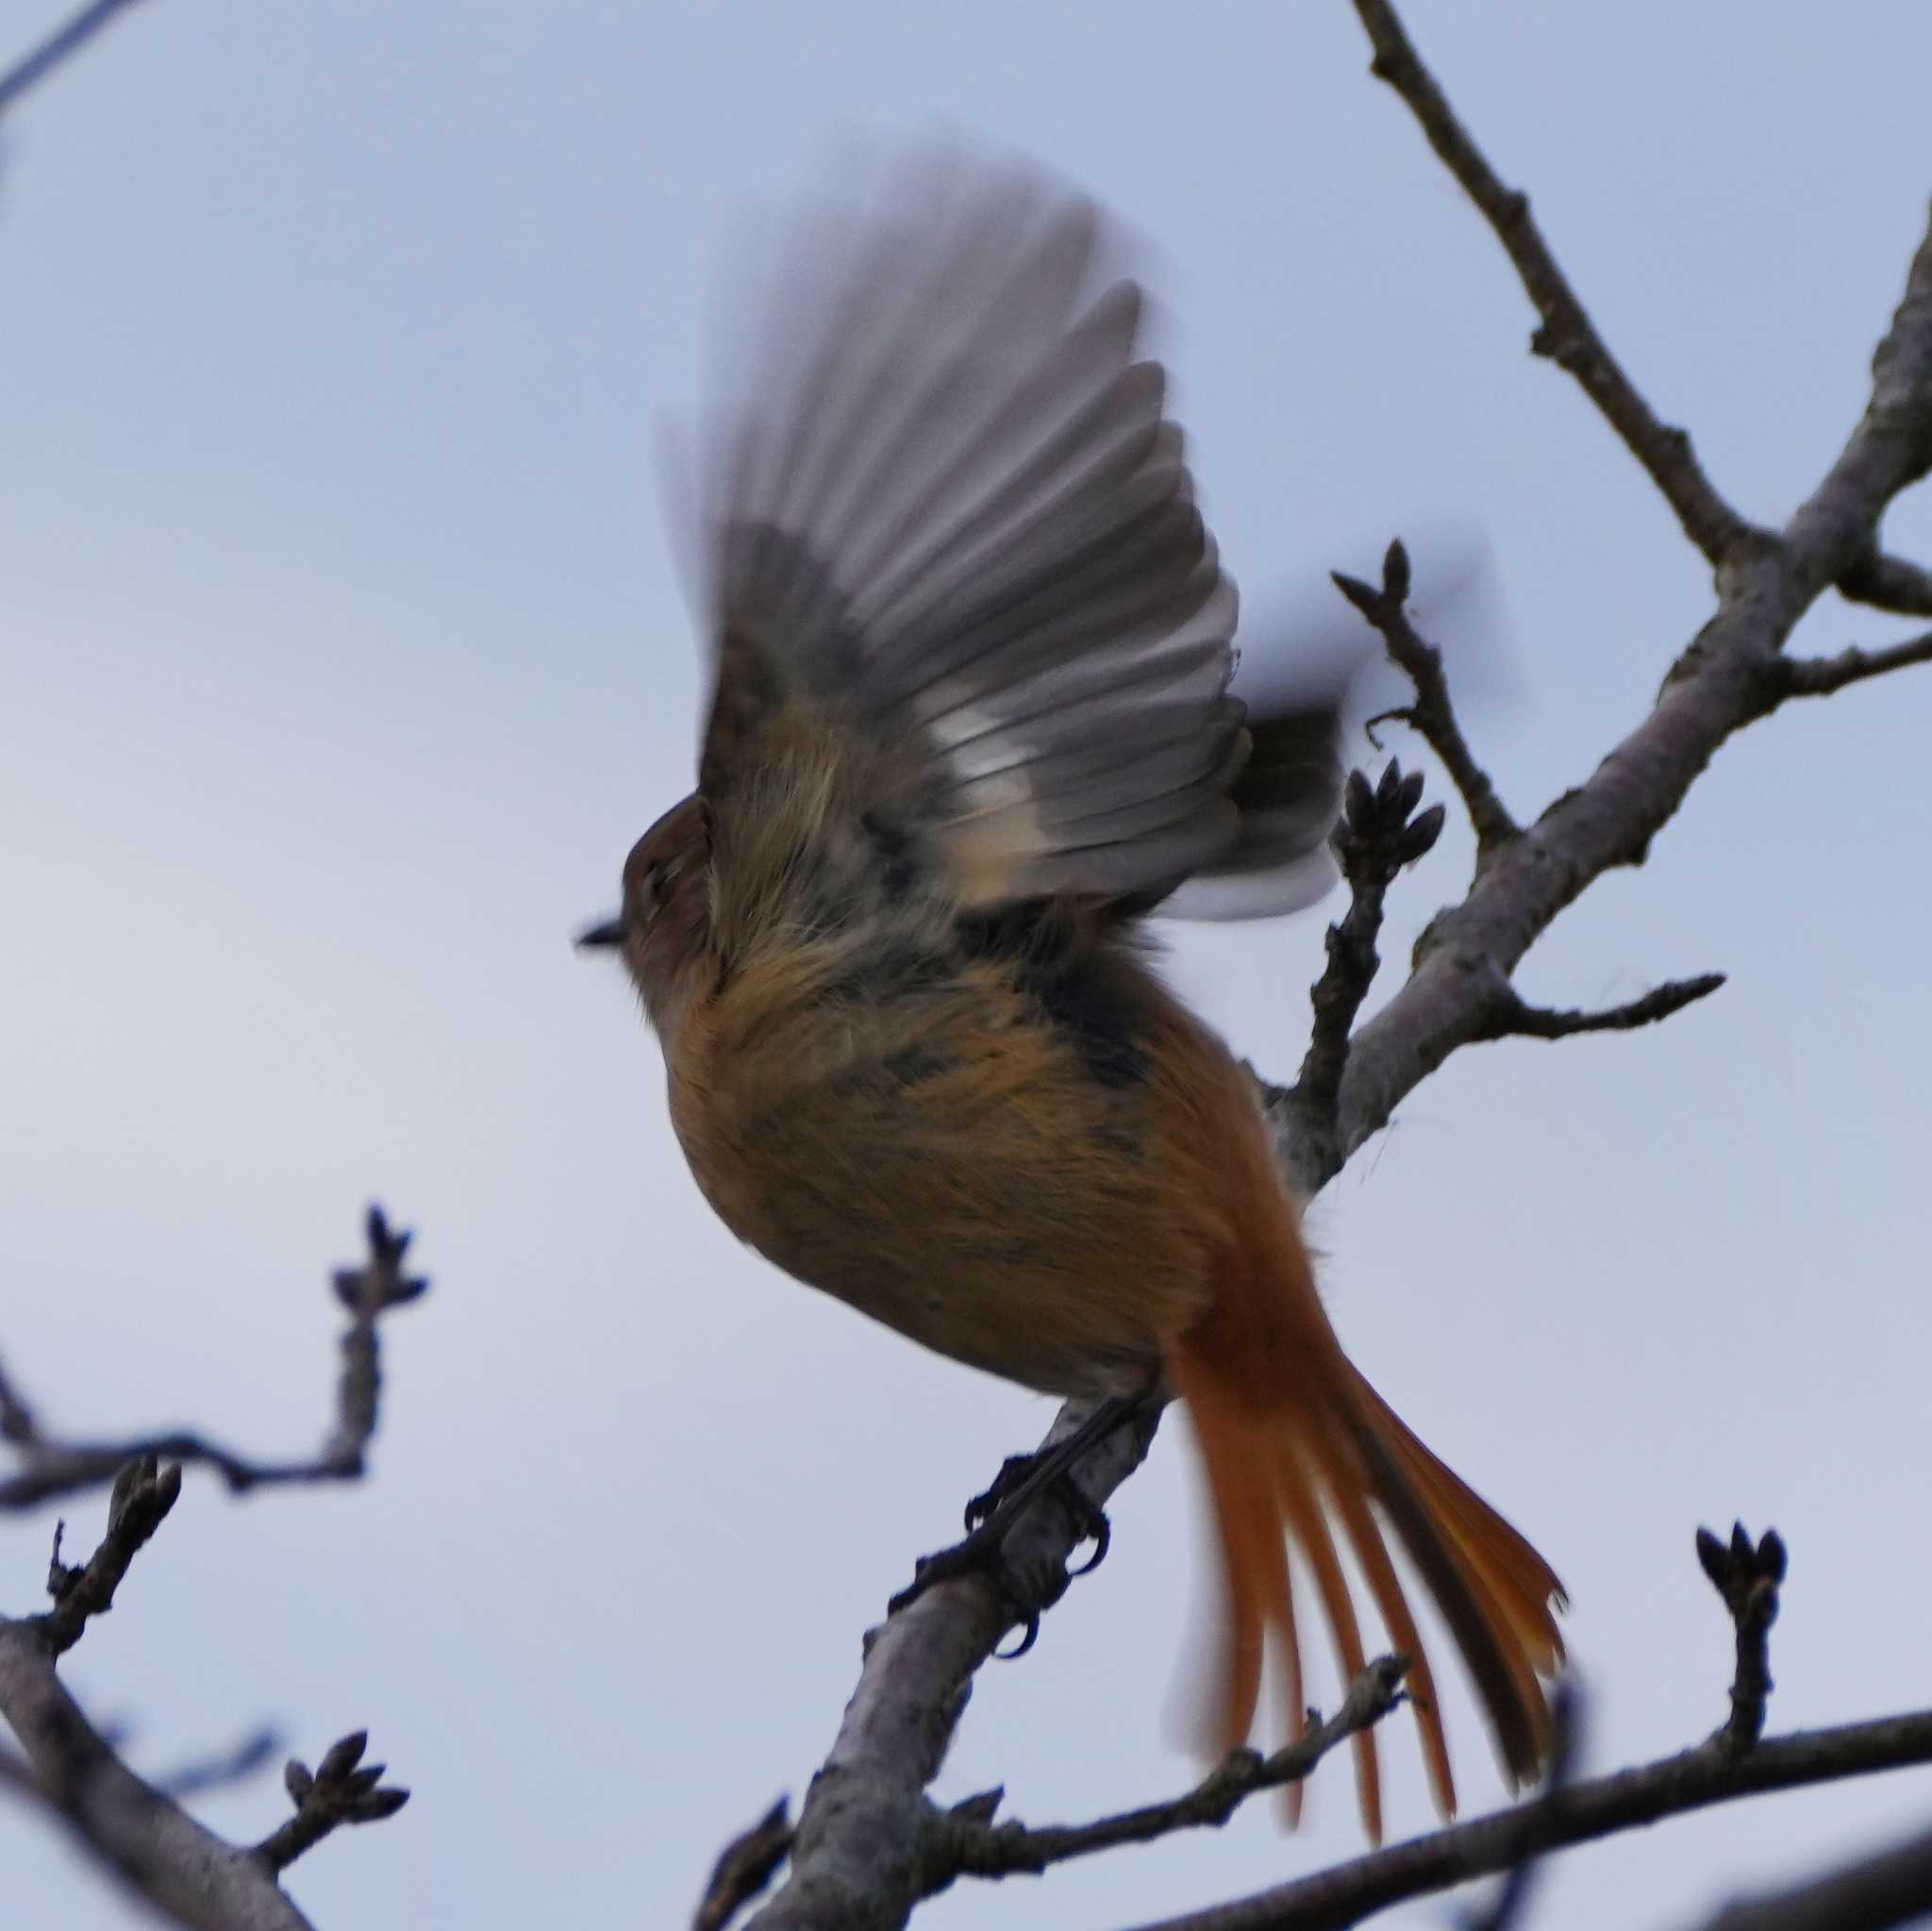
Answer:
(580, 142, 1564, 1841)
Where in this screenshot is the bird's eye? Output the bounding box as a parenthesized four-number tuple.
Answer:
(642, 859, 674, 911)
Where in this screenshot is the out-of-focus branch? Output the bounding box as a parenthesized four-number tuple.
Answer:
(154, 1729, 281, 1802)
(693, 1798, 794, 1931)
(1462, 1679, 1584, 1931)
(1333, 541, 1519, 856)
(0, 0, 149, 118)
(1, 1206, 426, 1511)
(1683, 1817, 1932, 1931)
(42, 1453, 180, 1655)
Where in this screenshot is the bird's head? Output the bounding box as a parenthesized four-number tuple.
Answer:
(577, 793, 713, 1041)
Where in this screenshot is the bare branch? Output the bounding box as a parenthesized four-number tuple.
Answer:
(1779, 627, 1932, 698)
(934, 1660, 1407, 1883)
(1267, 758, 1444, 1179)
(1317, 190, 1932, 1176)
(694, 1798, 794, 1931)
(1696, 1524, 1787, 1756)
(1477, 972, 1726, 1043)
(1120, 1707, 1932, 1931)
(0, 0, 150, 118)
(1, 1205, 426, 1511)
(1347, 0, 1758, 566)
(1333, 541, 1519, 855)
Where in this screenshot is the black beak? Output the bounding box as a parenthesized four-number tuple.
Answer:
(575, 915, 625, 952)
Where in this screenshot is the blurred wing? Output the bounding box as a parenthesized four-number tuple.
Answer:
(689, 145, 1244, 914)
(1153, 703, 1347, 920)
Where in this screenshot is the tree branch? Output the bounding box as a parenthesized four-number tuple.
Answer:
(1475, 972, 1726, 1043)
(1347, 0, 1758, 567)
(1, 1206, 426, 1511)
(0, 0, 150, 118)
(1333, 541, 1519, 856)
(1687, 1817, 1932, 1931)
(1312, 186, 1932, 1177)
(1696, 1524, 1787, 1756)
(1778, 627, 1932, 698)
(42, 1453, 181, 1655)
(1119, 1709, 1932, 1931)
(1461, 1678, 1584, 1931)
(253, 1730, 409, 1876)
(741, 1400, 1161, 1931)
(693, 1798, 795, 1931)
(1267, 758, 1444, 1182)
(932, 1659, 1407, 1884)
(1837, 548, 1932, 618)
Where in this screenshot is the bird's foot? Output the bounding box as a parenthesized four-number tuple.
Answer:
(887, 1451, 1114, 1657)
(965, 1450, 1112, 1573)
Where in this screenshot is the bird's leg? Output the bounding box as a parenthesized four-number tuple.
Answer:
(887, 1386, 1159, 1646)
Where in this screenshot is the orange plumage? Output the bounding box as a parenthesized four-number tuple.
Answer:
(585, 143, 1563, 1838)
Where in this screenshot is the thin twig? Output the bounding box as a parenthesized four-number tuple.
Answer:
(1348, 0, 1757, 569)
(934, 1659, 1407, 1883)
(0, 0, 149, 117)
(1779, 627, 1932, 698)
(1275, 757, 1444, 1163)
(1, 1206, 426, 1511)
(1333, 541, 1519, 856)
(253, 1730, 409, 1875)
(1119, 1706, 1932, 1931)
(1697, 1523, 1787, 1756)
(694, 1798, 794, 1931)
(1477, 973, 1726, 1042)
(41, 1454, 180, 1655)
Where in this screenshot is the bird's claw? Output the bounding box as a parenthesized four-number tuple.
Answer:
(889, 1450, 1114, 1645)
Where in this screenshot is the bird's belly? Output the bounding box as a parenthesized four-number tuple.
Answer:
(673, 1062, 1213, 1399)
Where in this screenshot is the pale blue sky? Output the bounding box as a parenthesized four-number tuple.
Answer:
(5, 4, 1932, 1927)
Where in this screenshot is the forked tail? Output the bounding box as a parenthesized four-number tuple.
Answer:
(1165, 1202, 1564, 1842)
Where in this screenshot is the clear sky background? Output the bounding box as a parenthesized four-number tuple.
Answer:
(5, 4, 1931, 1927)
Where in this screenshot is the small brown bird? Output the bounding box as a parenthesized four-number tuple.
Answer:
(583, 148, 1563, 1839)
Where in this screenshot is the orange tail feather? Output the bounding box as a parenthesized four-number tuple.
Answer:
(1165, 1191, 1563, 1839)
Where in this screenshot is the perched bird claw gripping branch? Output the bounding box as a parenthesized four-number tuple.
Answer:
(580, 140, 1566, 1843)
